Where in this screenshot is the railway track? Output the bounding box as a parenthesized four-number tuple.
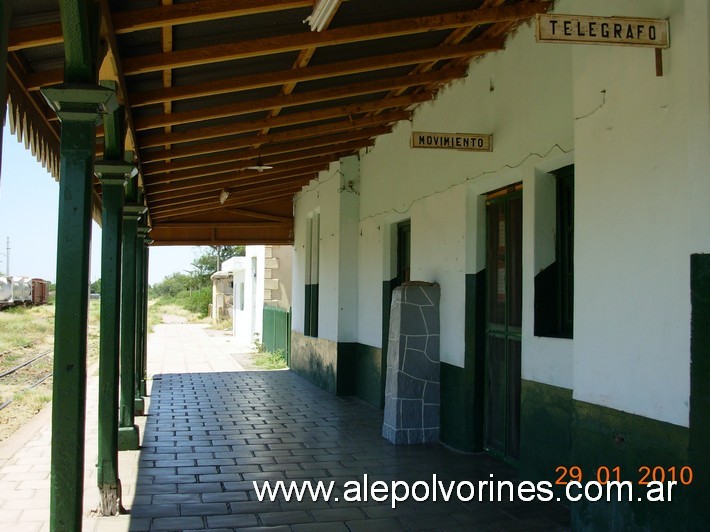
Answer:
(0, 348, 53, 412)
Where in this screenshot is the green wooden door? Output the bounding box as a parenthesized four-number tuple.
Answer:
(484, 187, 522, 462)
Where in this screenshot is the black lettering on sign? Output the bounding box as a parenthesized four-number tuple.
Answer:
(649, 25, 656, 40)
(550, 20, 558, 34)
(589, 21, 597, 37)
(564, 20, 572, 35)
(614, 23, 622, 38)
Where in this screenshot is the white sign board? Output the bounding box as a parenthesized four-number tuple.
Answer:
(536, 14, 669, 48)
(411, 131, 492, 152)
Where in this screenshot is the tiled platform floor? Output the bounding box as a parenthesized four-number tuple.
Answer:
(0, 322, 571, 531)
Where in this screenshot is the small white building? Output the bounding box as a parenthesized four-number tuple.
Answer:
(212, 246, 293, 347)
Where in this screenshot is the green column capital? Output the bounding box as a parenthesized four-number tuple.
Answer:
(123, 204, 147, 221)
(40, 83, 118, 123)
(96, 150, 137, 180)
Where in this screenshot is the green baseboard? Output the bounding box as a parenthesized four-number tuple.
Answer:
(519, 380, 572, 482)
(118, 425, 140, 451)
(440, 362, 477, 452)
(350, 343, 383, 409)
(134, 397, 145, 416)
(690, 253, 710, 528)
(571, 400, 689, 531)
(290, 332, 338, 394)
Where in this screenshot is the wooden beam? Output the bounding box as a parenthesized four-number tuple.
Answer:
(147, 169, 328, 207)
(149, 181, 308, 219)
(128, 39, 503, 106)
(27, 38, 503, 93)
(121, 4, 549, 75)
(8, 0, 311, 51)
(154, 221, 284, 229)
(147, 157, 331, 196)
(228, 189, 303, 208)
(138, 92, 430, 148)
(145, 138, 373, 185)
(143, 125, 390, 175)
(136, 67, 465, 132)
(139, 109, 410, 163)
(112, 0, 311, 34)
(223, 208, 292, 223)
(151, 236, 294, 245)
(147, 166, 330, 206)
(148, 174, 315, 213)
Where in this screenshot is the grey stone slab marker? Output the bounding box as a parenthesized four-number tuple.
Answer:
(383, 282, 441, 444)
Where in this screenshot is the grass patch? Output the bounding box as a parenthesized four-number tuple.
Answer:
(209, 317, 233, 331)
(149, 298, 207, 324)
(0, 304, 55, 354)
(152, 288, 211, 318)
(252, 348, 288, 370)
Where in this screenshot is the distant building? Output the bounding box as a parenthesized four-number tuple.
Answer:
(211, 246, 293, 350)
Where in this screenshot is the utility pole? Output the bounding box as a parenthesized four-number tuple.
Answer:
(5, 236, 9, 276)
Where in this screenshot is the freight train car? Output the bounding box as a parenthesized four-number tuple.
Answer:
(0, 276, 49, 309)
(31, 278, 49, 305)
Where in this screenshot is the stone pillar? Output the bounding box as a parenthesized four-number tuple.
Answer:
(382, 282, 441, 444)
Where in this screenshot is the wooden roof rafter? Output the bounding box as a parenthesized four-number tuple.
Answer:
(6, 0, 553, 245)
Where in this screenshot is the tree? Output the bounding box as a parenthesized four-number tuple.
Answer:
(191, 245, 244, 286)
(151, 272, 193, 298)
(90, 278, 101, 294)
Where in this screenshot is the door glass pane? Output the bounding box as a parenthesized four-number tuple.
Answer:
(506, 339, 522, 459)
(508, 196, 523, 329)
(485, 336, 506, 454)
(487, 202, 506, 326)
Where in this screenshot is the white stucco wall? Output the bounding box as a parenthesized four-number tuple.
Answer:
(569, 0, 697, 427)
(292, 0, 708, 427)
(293, 162, 343, 341)
(356, 15, 574, 375)
(232, 247, 265, 345)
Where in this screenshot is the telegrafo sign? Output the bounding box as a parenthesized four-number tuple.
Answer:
(535, 14, 670, 48)
(411, 132, 492, 152)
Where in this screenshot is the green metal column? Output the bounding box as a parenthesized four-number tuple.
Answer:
(0, 0, 11, 178)
(119, 203, 145, 450)
(134, 223, 148, 415)
(142, 238, 153, 394)
(94, 96, 136, 515)
(40, 0, 116, 526)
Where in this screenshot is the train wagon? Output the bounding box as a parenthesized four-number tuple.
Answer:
(0, 276, 50, 309)
(31, 278, 49, 305)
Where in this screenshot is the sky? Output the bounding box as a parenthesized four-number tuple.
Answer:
(0, 122, 199, 285)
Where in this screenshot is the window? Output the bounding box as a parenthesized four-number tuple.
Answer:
(304, 212, 320, 336)
(534, 165, 574, 338)
(396, 220, 411, 287)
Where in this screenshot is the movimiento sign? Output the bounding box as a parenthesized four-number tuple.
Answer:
(535, 14, 670, 48)
(411, 132, 492, 152)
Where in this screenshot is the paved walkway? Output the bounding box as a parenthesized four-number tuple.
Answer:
(0, 322, 570, 531)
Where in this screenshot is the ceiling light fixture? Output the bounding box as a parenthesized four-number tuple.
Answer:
(219, 189, 229, 205)
(306, 0, 342, 32)
(246, 154, 273, 173)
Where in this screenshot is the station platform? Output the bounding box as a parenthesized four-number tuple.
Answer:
(0, 321, 570, 531)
